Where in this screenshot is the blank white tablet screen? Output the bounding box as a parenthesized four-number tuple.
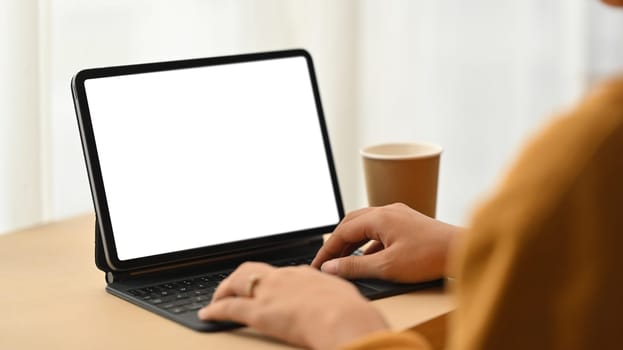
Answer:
(84, 56, 340, 261)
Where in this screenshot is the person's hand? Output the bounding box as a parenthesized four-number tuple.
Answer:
(311, 203, 461, 283)
(198, 262, 388, 350)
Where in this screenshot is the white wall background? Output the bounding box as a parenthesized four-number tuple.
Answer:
(1, 0, 623, 234)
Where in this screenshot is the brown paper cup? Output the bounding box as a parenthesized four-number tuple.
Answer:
(361, 142, 442, 218)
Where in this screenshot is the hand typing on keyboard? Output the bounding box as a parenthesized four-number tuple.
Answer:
(198, 262, 387, 350)
(312, 203, 461, 283)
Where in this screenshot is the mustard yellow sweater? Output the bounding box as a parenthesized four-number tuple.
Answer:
(344, 77, 623, 350)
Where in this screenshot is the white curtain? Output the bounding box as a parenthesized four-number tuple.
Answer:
(1, 0, 41, 233)
(2, 0, 622, 234)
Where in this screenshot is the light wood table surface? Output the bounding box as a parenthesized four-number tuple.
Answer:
(0, 214, 453, 349)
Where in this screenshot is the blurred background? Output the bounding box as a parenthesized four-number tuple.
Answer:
(2, 0, 623, 235)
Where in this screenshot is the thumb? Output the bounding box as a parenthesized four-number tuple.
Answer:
(320, 253, 385, 280)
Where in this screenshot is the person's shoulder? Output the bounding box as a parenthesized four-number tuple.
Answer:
(565, 75, 623, 165)
(469, 76, 623, 234)
(504, 74, 623, 189)
(576, 75, 623, 126)
(588, 75, 623, 101)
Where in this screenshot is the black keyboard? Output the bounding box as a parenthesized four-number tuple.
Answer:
(128, 272, 228, 314)
(121, 250, 442, 331)
(127, 255, 319, 315)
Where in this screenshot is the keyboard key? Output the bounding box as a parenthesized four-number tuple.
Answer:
(173, 299, 192, 307)
(142, 287, 160, 294)
(175, 293, 190, 299)
(193, 288, 212, 296)
(184, 303, 203, 311)
(170, 307, 186, 314)
(194, 296, 210, 302)
(128, 289, 145, 296)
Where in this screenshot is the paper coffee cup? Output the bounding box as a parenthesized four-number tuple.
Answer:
(361, 142, 442, 217)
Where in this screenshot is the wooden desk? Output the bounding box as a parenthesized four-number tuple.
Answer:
(0, 214, 453, 349)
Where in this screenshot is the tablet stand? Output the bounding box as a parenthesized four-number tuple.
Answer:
(94, 218, 106, 270)
(94, 218, 118, 283)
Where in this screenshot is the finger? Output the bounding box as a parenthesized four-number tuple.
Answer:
(212, 262, 274, 301)
(312, 209, 384, 268)
(338, 238, 369, 258)
(198, 297, 255, 325)
(363, 241, 384, 255)
(339, 207, 376, 225)
(312, 234, 359, 269)
(320, 252, 387, 280)
(317, 207, 376, 265)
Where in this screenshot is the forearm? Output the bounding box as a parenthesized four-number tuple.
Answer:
(442, 224, 465, 279)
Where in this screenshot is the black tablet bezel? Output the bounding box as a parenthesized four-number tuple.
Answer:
(71, 49, 345, 271)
